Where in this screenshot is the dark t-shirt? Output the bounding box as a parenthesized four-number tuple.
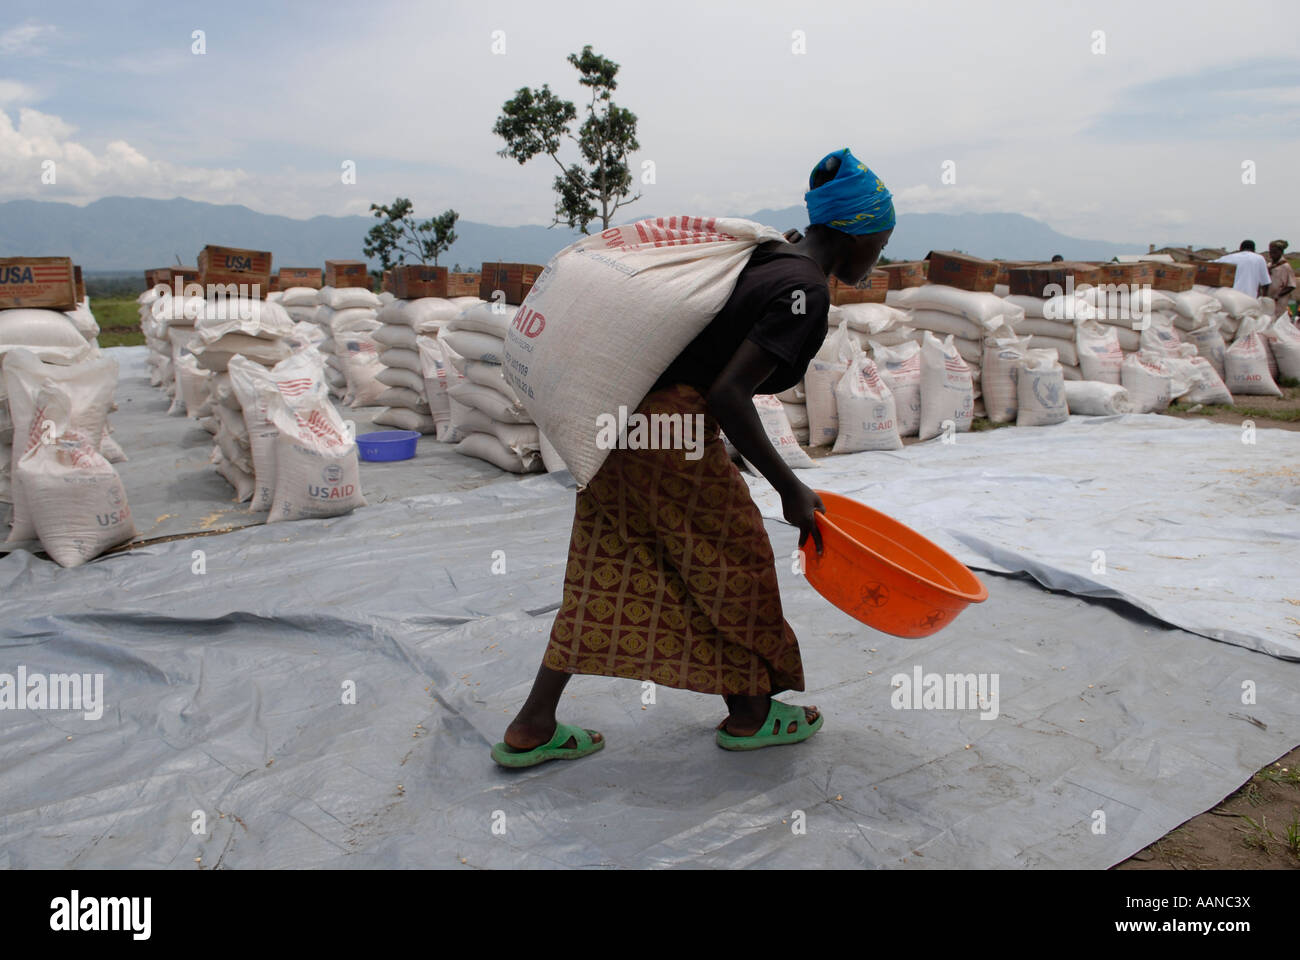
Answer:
(653, 242, 831, 396)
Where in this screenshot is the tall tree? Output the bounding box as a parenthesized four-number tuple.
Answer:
(363, 199, 459, 268)
(494, 45, 641, 234)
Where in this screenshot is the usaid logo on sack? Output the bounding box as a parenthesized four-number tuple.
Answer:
(108, 487, 123, 507)
(322, 465, 343, 484)
(512, 305, 545, 339)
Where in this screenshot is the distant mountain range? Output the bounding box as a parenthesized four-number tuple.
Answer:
(0, 196, 1164, 273)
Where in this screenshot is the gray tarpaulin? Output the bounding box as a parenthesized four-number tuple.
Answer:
(1, 346, 1298, 869)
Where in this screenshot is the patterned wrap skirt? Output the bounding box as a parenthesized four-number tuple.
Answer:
(543, 383, 806, 696)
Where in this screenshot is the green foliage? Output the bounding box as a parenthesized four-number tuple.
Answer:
(493, 45, 641, 233)
(363, 198, 459, 268)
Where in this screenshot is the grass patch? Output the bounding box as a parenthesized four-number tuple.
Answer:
(91, 296, 145, 348)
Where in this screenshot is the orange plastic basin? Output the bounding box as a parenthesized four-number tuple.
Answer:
(797, 490, 988, 638)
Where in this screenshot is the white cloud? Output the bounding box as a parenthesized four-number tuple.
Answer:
(0, 21, 56, 56)
(0, 79, 37, 106)
(0, 106, 252, 204)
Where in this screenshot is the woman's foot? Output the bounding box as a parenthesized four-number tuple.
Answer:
(503, 716, 604, 753)
(721, 694, 819, 737)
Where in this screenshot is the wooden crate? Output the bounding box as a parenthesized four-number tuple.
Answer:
(324, 260, 370, 289)
(480, 262, 544, 304)
(828, 269, 889, 305)
(392, 264, 448, 300)
(1151, 263, 1197, 292)
(994, 261, 1035, 286)
(1193, 262, 1237, 287)
(73, 265, 85, 303)
(925, 251, 999, 292)
(0, 257, 78, 311)
(1008, 261, 1102, 297)
(880, 261, 927, 289)
(199, 245, 273, 293)
(446, 272, 480, 298)
(279, 267, 322, 289)
(1097, 262, 1155, 286)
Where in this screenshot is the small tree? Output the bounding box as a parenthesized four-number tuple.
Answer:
(363, 198, 459, 269)
(493, 45, 641, 234)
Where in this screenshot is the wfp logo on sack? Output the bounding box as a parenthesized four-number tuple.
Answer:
(512, 305, 545, 339)
(1033, 377, 1062, 409)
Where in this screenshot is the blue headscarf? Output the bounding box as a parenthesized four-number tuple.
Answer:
(804, 148, 895, 235)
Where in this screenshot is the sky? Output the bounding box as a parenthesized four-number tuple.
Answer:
(1, 0, 1297, 247)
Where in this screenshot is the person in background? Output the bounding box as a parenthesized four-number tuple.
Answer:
(492, 148, 895, 767)
(1266, 240, 1295, 318)
(1215, 240, 1272, 297)
(1050, 254, 1064, 262)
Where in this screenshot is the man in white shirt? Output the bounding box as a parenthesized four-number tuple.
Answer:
(1215, 240, 1272, 296)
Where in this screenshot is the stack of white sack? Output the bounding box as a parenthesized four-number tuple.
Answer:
(889, 285, 1025, 415)
(2, 348, 122, 556)
(1125, 347, 1233, 410)
(774, 380, 808, 445)
(136, 286, 169, 388)
(223, 351, 332, 509)
(1001, 291, 1092, 382)
(64, 298, 100, 346)
(312, 285, 381, 404)
(371, 296, 468, 433)
(438, 301, 541, 472)
(1193, 284, 1268, 342)
(745, 394, 818, 472)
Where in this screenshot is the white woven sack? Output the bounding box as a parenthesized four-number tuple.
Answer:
(455, 432, 542, 473)
(1063, 380, 1133, 416)
(227, 352, 328, 512)
(441, 329, 505, 364)
(982, 331, 1029, 423)
(869, 339, 922, 437)
(746, 394, 817, 468)
(1120, 353, 1173, 412)
(4, 349, 117, 543)
(0, 309, 86, 349)
(194, 298, 293, 343)
(13, 385, 134, 567)
(502, 216, 784, 485)
(1016, 348, 1068, 426)
(318, 286, 381, 310)
(918, 332, 974, 440)
(831, 347, 902, 452)
(1224, 318, 1282, 396)
(266, 394, 366, 522)
(1075, 321, 1122, 384)
(373, 407, 437, 433)
(890, 285, 1024, 327)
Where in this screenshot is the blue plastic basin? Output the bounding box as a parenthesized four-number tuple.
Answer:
(356, 430, 420, 462)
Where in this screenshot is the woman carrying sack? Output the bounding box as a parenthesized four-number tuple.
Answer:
(493, 148, 895, 767)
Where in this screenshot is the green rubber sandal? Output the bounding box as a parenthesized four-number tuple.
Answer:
(715, 699, 823, 751)
(491, 723, 605, 769)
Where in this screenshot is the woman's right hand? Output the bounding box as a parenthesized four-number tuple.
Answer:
(781, 481, 826, 556)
